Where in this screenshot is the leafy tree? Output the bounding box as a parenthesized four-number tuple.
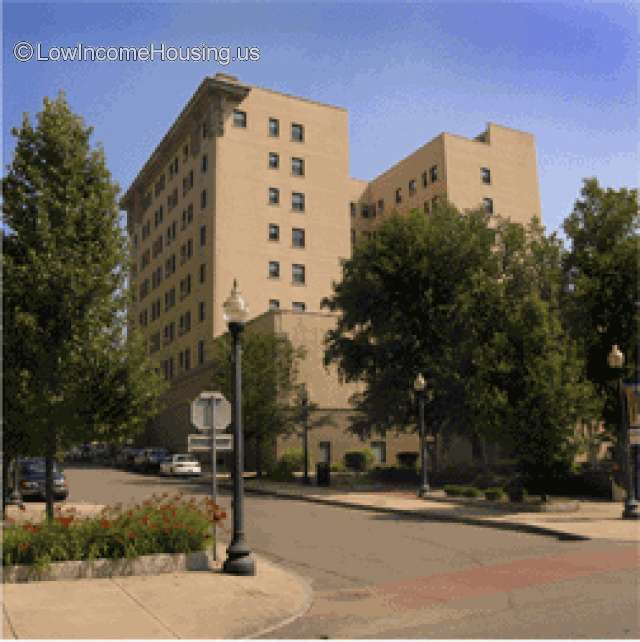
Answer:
(2, 94, 165, 518)
(562, 178, 639, 468)
(209, 331, 305, 477)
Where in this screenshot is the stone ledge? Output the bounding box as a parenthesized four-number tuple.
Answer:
(3, 550, 211, 584)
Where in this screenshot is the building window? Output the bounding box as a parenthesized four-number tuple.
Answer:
(201, 189, 207, 209)
(291, 122, 304, 142)
(199, 263, 206, 283)
(422, 171, 428, 188)
(269, 299, 280, 310)
(350, 202, 357, 217)
(483, 197, 494, 214)
(292, 263, 305, 285)
(351, 229, 356, 245)
(361, 204, 370, 218)
(198, 340, 205, 365)
(430, 165, 438, 182)
(184, 347, 191, 371)
(199, 301, 206, 322)
(268, 224, 280, 241)
(409, 179, 416, 196)
(371, 441, 386, 464)
(292, 301, 306, 312)
(318, 441, 331, 464)
(431, 196, 439, 210)
(201, 154, 208, 173)
(269, 187, 280, 205)
(292, 228, 305, 248)
(268, 152, 279, 169)
(268, 118, 279, 137)
(200, 225, 206, 247)
(292, 192, 305, 212)
(395, 188, 402, 204)
(291, 157, 305, 176)
(268, 261, 280, 279)
(233, 110, 247, 128)
(378, 199, 384, 213)
(481, 167, 491, 184)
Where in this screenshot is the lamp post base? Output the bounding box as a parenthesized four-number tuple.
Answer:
(417, 485, 430, 498)
(223, 542, 256, 576)
(622, 500, 640, 520)
(6, 492, 23, 506)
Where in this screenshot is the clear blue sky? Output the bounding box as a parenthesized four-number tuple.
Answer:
(3, 1, 637, 237)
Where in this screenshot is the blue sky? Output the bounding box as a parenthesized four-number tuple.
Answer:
(3, 1, 637, 237)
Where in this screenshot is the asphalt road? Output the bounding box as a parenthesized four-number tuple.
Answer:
(65, 465, 640, 639)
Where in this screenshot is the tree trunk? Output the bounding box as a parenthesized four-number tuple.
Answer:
(256, 434, 263, 478)
(2, 453, 9, 520)
(45, 428, 57, 521)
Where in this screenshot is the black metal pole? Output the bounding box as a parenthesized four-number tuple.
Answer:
(302, 392, 310, 485)
(223, 322, 256, 575)
(8, 456, 22, 506)
(621, 376, 639, 520)
(418, 391, 429, 497)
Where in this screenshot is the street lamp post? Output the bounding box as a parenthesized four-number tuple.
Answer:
(222, 280, 256, 575)
(608, 344, 639, 520)
(414, 373, 430, 497)
(7, 457, 23, 506)
(301, 387, 311, 485)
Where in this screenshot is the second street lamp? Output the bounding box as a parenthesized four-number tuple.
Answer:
(301, 386, 311, 485)
(608, 344, 640, 520)
(222, 280, 256, 575)
(414, 373, 430, 497)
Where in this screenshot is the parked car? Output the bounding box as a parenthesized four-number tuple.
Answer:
(159, 454, 201, 477)
(121, 448, 145, 470)
(134, 448, 170, 472)
(18, 458, 68, 501)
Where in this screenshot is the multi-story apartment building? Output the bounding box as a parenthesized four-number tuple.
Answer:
(122, 74, 542, 467)
(351, 123, 541, 243)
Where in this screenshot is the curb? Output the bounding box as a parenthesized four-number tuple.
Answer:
(226, 484, 592, 542)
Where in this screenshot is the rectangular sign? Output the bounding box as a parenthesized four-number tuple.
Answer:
(629, 428, 640, 446)
(188, 434, 233, 452)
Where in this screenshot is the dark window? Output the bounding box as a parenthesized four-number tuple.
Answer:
(269, 299, 280, 310)
(233, 110, 247, 128)
(269, 187, 280, 205)
(483, 197, 494, 214)
(318, 441, 331, 464)
(291, 123, 304, 142)
(351, 229, 356, 245)
(268, 261, 280, 279)
(268, 118, 279, 137)
(292, 263, 305, 285)
(268, 224, 280, 241)
(481, 167, 491, 184)
(268, 152, 279, 169)
(200, 225, 206, 247)
(184, 347, 191, 371)
(430, 165, 438, 182)
(395, 188, 402, 204)
(292, 228, 305, 248)
(199, 301, 206, 322)
(201, 154, 208, 172)
(371, 441, 386, 464)
(198, 340, 205, 365)
(292, 301, 306, 312)
(292, 157, 305, 176)
(409, 179, 416, 196)
(350, 202, 357, 217)
(361, 204, 370, 218)
(292, 192, 305, 212)
(199, 263, 206, 283)
(201, 189, 207, 209)
(422, 171, 428, 188)
(378, 199, 384, 213)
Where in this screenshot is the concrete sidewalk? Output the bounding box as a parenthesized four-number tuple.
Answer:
(232, 478, 640, 543)
(2, 543, 312, 639)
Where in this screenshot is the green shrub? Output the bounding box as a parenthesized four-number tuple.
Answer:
(462, 486, 483, 498)
(396, 452, 419, 469)
(444, 484, 465, 497)
(330, 462, 346, 473)
(473, 472, 508, 490)
(368, 466, 419, 485)
(484, 487, 506, 501)
(2, 493, 224, 568)
(271, 449, 305, 481)
(344, 450, 374, 472)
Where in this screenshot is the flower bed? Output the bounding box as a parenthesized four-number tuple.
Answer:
(2, 493, 225, 568)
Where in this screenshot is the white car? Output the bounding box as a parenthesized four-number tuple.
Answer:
(159, 454, 201, 477)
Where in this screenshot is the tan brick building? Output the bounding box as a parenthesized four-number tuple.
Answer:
(122, 74, 541, 469)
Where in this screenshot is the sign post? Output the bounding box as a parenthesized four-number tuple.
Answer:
(190, 392, 232, 561)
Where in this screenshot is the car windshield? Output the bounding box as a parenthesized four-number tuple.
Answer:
(21, 460, 60, 474)
(175, 455, 194, 462)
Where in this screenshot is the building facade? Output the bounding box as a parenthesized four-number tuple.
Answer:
(122, 74, 542, 468)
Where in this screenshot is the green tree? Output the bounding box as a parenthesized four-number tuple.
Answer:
(562, 178, 639, 466)
(2, 94, 165, 518)
(210, 331, 305, 477)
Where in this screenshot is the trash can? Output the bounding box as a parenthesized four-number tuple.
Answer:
(316, 462, 330, 487)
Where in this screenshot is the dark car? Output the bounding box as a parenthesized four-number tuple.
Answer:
(18, 458, 68, 501)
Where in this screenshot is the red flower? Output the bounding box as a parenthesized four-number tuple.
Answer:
(127, 531, 135, 540)
(100, 519, 112, 529)
(56, 516, 74, 528)
(18, 542, 30, 551)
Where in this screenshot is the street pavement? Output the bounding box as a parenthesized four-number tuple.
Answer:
(2, 466, 639, 639)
